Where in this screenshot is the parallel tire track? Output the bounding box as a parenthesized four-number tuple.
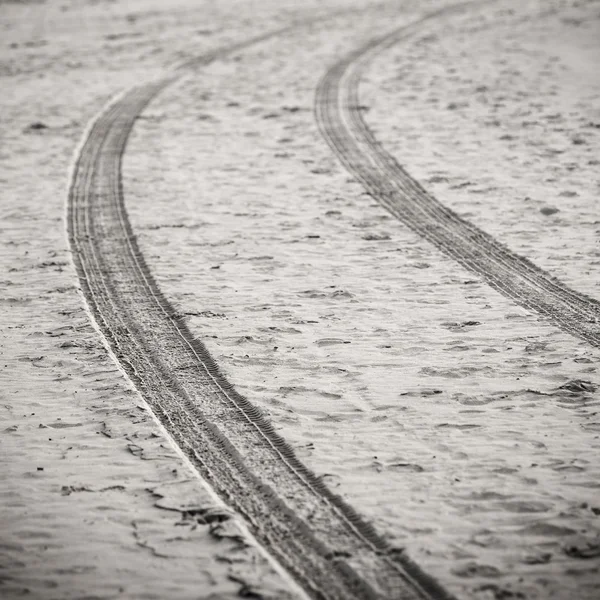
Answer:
(315, 1, 600, 349)
(67, 23, 455, 600)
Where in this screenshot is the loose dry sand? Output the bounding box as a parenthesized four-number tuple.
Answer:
(2, 0, 600, 599)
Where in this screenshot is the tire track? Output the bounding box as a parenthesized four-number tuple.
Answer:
(315, 1, 600, 349)
(67, 19, 454, 600)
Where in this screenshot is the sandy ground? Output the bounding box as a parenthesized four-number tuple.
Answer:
(2, 0, 600, 599)
(0, 1, 335, 598)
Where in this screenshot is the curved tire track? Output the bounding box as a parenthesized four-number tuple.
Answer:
(67, 20, 454, 600)
(315, 1, 600, 349)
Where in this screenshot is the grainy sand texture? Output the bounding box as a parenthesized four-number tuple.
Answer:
(2, 0, 600, 599)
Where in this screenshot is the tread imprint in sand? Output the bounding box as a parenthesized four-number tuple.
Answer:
(67, 16, 458, 600)
(315, 0, 600, 350)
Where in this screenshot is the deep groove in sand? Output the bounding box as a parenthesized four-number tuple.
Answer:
(67, 19, 455, 600)
(315, 1, 600, 349)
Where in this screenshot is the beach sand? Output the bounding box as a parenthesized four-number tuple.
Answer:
(2, 0, 599, 598)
